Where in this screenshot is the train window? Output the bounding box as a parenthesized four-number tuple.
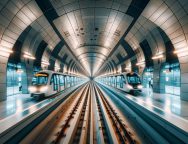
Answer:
(59, 75, 64, 86)
(120, 76, 124, 88)
(127, 74, 141, 84)
(33, 73, 48, 85)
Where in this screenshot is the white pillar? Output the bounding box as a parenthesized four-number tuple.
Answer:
(0, 56, 8, 101)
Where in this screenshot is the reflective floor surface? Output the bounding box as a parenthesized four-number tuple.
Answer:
(0, 94, 35, 120)
(99, 83, 188, 133)
(141, 88, 188, 120)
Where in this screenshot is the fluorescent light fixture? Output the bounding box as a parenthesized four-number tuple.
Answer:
(23, 52, 35, 60)
(0, 48, 13, 53)
(23, 54, 35, 60)
(41, 61, 50, 66)
(152, 54, 163, 60)
(136, 61, 145, 66)
(125, 67, 131, 71)
(55, 65, 60, 70)
(24, 51, 31, 55)
(174, 48, 188, 54)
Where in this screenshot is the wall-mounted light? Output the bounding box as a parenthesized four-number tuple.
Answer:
(0, 47, 13, 57)
(136, 61, 145, 66)
(23, 52, 35, 60)
(41, 61, 50, 66)
(55, 66, 60, 70)
(174, 48, 188, 54)
(0, 48, 13, 53)
(125, 67, 131, 71)
(152, 54, 163, 60)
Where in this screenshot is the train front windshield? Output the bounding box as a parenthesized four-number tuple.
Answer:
(32, 73, 48, 85)
(127, 73, 141, 84)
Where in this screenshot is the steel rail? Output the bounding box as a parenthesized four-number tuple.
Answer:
(52, 84, 90, 144)
(95, 85, 137, 144)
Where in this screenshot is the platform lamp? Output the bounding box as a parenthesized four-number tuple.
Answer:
(136, 61, 145, 66)
(152, 53, 164, 64)
(174, 48, 188, 57)
(23, 51, 36, 65)
(0, 47, 13, 57)
(41, 60, 50, 70)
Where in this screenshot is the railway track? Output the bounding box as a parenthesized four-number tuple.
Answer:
(52, 84, 91, 144)
(93, 84, 138, 144)
(30, 82, 140, 144)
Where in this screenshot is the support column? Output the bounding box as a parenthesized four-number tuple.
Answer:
(0, 56, 8, 101)
(153, 64, 165, 93)
(179, 56, 188, 101)
(21, 64, 29, 94)
(22, 59, 34, 94)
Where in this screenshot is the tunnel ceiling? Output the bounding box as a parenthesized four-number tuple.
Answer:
(51, 0, 135, 76)
(48, 0, 151, 76)
(0, 0, 187, 77)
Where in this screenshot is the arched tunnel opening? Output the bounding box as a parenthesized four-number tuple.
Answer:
(0, 0, 188, 143)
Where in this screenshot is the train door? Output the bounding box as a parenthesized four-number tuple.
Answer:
(57, 75, 60, 91)
(120, 75, 123, 88)
(115, 76, 117, 88)
(109, 77, 111, 86)
(112, 77, 114, 86)
(122, 75, 126, 89)
(52, 74, 59, 92)
(72, 77, 74, 86)
(49, 74, 55, 95)
(64, 75, 66, 89)
(72, 76, 76, 86)
(117, 76, 120, 88)
(59, 75, 64, 90)
(69, 76, 72, 87)
(71, 76, 74, 86)
(67, 76, 70, 88)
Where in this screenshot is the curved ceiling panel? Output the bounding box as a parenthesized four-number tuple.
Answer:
(51, 0, 134, 75)
(78, 54, 106, 61)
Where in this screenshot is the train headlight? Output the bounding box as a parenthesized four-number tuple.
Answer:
(138, 85, 143, 89)
(29, 86, 37, 93)
(127, 84, 133, 89)
(40, 86, 48, 92)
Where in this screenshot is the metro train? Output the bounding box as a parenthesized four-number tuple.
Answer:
(29, 70, 82, 100)
(99, 72, 143, 94)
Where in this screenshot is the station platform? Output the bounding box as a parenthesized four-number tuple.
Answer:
(100, 83, 188, 121)
(141, 88, 188, 120)
(0, 94, 34, 120)
(98, 83, 188, 135)
(0, 84, 84, 122)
